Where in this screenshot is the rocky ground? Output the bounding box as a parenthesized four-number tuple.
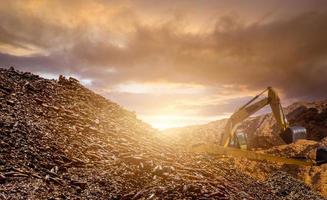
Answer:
(162, 91, 327, 198)
(0, 67, 325, 199)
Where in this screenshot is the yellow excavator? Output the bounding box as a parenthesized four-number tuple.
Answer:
(192, 87, 327, 166)
(220, 86, 306, 150)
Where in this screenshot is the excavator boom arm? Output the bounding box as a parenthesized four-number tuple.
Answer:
(191, 87, 327, 165)
(192, 87, 327, 165)
(268, 87, 288, 131)
(221, 97, 269, 147)
(220, 87, 289, 147)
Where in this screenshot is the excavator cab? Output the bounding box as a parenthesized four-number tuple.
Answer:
(229, 129, 248, 150)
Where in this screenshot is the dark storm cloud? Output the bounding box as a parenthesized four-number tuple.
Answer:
(66, 11, 327, 99)
(1, 0, 327, 100)
(0, 7, 73, 49)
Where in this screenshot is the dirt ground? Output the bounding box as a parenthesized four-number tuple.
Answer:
(1, 67, 325, 199)
(162, 91, 327, 198)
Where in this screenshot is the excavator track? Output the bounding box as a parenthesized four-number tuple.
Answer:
(191, 143, 315, 166)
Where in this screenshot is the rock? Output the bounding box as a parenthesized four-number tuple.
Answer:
(70, 180, 87, 189)
(6, 100, 15, 107)
(0, 174, 6, 183)
(123, 156, 145, 165)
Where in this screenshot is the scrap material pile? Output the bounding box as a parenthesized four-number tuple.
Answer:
(162, 97, 327, 198)
(0, 67, 325, 199)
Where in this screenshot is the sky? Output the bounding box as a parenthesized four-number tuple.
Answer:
(1, 0, 327, 129)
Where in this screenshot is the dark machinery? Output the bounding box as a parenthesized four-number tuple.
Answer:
(220, 87, 306, 149)
(192, 87, 326, 166)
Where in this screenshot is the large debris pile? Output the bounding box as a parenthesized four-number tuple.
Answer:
(0, 67, 324, 199)
(162, 97, 327, 197)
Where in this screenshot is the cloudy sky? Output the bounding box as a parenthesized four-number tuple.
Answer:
(1, 0, 327, 129)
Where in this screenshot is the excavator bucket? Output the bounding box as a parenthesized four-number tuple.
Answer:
(279, 126, 307, 144)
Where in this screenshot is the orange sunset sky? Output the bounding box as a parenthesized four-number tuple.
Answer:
(1, 0, 327, 129)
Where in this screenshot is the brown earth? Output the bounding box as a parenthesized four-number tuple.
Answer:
(0, 67, 325, 199)
(162, 93, 327, 198)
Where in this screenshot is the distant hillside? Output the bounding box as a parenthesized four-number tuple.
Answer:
(162, 119, 227, 147)
(162, 100, 327, 149)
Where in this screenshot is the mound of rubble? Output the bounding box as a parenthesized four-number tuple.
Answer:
(162, 96, 327, 197)
(0, 67, 325, 199)
(163, 119, 228, 148)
